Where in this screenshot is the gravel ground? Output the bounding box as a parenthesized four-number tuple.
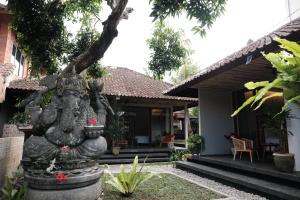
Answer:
(104, 163, 268, 200)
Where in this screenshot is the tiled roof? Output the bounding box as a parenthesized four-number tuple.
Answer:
(100, 67, 196, 102)
(8, 79, 44, 91)
(164, 17, 300, 95)
(6, 67, 197, 102)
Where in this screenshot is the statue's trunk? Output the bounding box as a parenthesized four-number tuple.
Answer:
(60, 106, 77, 133)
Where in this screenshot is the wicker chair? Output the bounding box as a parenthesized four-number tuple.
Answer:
(231, 136, 259, 163)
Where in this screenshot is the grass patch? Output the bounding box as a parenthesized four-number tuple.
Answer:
(102, 173, 225, 200)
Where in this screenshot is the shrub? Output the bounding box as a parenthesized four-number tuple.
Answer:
(187, 134, 203, 154)
(0, 170, 26, 200)
(170, 149, 190, 161)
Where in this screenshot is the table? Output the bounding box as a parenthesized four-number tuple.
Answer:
(262, 143, 279, 160)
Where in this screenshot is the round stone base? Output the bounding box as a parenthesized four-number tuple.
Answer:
(25, 179, 102, 200)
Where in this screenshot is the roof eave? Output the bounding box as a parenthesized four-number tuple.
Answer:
(164, 17, 300, 96)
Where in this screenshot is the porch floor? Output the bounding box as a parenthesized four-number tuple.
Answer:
(191, 155, 300, 183)
(176, 155, 300, 200)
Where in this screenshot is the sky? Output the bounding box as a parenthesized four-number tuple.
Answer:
(100, 0, 299, 76)
(1, 0, 299, 79)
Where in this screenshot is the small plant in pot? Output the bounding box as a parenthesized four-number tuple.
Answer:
(187, 133, 203, 155)
(105, 111, 127, 156)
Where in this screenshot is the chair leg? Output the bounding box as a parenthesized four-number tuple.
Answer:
(233, 150, 237, 160)
(240, 151, 243, 159)
(256, 151, 259, 160)
(250, 152, 253, 163)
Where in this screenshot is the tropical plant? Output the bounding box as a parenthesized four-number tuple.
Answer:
(170, 149, 190, 161)
(171, 63, 198, 84)
(8, 111, 30, 126)
(232, 38, 300, 117)
(147, 20, 190, 80)
(0, 171, 26, 200)
(105, 111, 127, 146)
(187, 134, 203, 154)
(104, 156, 161, 197)
(258, 106, 295, 153)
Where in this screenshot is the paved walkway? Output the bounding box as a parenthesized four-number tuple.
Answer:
(104, 163, 268, 200)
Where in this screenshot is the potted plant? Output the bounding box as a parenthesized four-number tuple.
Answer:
(187, 133, 203, 155)
(105, 111, 127, 155)
(259, 106, 295, 172)
(232, 38, 300, 172)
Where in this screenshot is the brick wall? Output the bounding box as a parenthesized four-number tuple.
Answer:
(0, 11, 29, 79)
(0, 13, 10, 64)
(0, 136, 24, 187)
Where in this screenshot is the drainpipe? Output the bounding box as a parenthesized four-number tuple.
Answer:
(287, 0, 292, 22)
(184, 104, 189, 148)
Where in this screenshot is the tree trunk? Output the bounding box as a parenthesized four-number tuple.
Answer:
(63, 0, 128, 74)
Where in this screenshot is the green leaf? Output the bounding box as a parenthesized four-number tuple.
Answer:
(231, 96, 256, 117)
(277, 95, 300, 116)
(245, 81, 270, 90)
(252, 78, 283, 105)
(254, 92, 283, 110)
(275, 38, 300, 58)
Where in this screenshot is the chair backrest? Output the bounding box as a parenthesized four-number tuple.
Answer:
(231, 136, 246, 150)
(162, 135, 175, 143)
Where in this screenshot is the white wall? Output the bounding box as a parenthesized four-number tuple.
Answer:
(287, 103, 300, 171)
(198, 89, 234, 155)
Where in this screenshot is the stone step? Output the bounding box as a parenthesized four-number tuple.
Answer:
(101, 152, 170, 159)
(105, 148, 172, 154)
(98, 157, 170, 165)
(176, 161, 300, 200)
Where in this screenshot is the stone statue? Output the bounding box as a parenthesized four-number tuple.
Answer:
(21, 71, 113, 200)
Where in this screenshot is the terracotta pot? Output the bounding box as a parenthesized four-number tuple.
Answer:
(273, 153, 295, 172)
(112, 146, 120, 156)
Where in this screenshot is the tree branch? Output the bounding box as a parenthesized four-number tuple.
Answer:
(63, 0, 128, 74)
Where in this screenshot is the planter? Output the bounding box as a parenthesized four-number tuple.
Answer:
(0, 137, 24, 187)
(273, 153, 295, 172)
(112, 146, 120, 156)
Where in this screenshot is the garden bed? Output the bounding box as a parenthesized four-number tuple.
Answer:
(102, 173, 225, 200)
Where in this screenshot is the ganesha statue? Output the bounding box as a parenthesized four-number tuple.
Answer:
(22, 71, 113, 200)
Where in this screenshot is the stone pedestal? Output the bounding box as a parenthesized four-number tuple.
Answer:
(24, 166, 103, 200)
(26, 179, 102, 200)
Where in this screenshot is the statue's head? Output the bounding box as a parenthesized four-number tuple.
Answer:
(56, 73, 88, 97)
(56, 72, 89, 115)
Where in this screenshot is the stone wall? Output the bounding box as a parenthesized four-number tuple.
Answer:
(0, 136, 24, 187)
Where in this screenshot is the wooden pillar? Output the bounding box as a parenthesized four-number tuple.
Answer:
(165, 108, 170, 134)
(170, 106, 174, 135)
(184, 104, 189, 148)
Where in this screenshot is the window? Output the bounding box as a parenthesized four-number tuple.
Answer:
(11, 45, 25, 77)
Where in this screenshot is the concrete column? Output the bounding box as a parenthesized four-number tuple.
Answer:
(184, 104, 189, 148)
(198, 88, 202, 135)
(170, 107, 174, 135)
(287, 103, 300, 171)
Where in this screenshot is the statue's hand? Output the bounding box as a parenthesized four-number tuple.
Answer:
(84, 126, 103, 139)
